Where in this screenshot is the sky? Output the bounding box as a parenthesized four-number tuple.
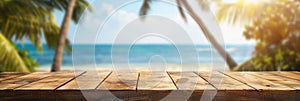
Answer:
(53, 0, 255, 45)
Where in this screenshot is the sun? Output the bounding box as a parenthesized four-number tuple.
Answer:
(223, 0, 264, 4)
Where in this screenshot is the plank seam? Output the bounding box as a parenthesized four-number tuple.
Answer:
(218, 71, 259, 91)
(54, 71, 87, 91)
(193, 72, 218, 90)
(94, 71, 113, 89)
(167, 72, 178, 90)
(136, 72, 140, 92)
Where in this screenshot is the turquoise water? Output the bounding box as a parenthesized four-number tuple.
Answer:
(17, 44, 255, 67)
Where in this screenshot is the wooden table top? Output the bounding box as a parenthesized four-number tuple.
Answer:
(1, 71, 300, 100)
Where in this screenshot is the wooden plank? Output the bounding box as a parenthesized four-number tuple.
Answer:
(58, 71, 111, 90)
(248, 72, 300, 90)
(0, 73, 28, 81)
(291, 72, 300, 75)
(15, 72, 85, 90)
(168, 72, 215, 90)
(0, 72, 51, 90)
(270, 72, 300, 81)
(196, 72, 253, 90)
(223, 72, 295, 90)
(97, 72, 138, 90)
(138, 72, 176, 90)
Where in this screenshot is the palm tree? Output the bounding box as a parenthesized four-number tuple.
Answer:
(217, 0, 300, 71)
(51, 0, 92, 72)
(0, 0, 62, 72)
(140, 0, 238, 69)
(51, 0, 76, 72)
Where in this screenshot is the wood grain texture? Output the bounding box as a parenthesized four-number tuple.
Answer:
(270, 72, 300, 81)
(248, 72, 300, 90)
(0, 72, 51, 90)
(223, 72, 295, 90)
(168, 72, 215, 90)
(0, 73, 28, 81)
(197, 72, 254, 90)
(0, 72, 299, 100)
(15, 72, 84, 90)
(97, 72, 138, 90)
(138, 72, 176, 90)
(58, 71, 111, 90)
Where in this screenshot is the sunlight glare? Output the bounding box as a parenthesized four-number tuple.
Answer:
(224, 0, 263, 4)
(243, 0, 262, 3)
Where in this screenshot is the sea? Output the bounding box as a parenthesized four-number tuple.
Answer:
(16, 44, 255, 67)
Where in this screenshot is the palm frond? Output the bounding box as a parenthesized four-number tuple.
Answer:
(139, 0, 151, 18)
(176, 0, 187, 22)
(0, 33, 30, 72)
(139, 0, 219, 22)
(0, 0, 72, 54)
(216, 0, 273, 25)
(196, 0, 211, 10)
(40, 0, 93, 23)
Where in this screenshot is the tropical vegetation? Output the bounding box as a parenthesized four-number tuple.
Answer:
(2, 0, 299, 72)
(217, 0, 300, 71)
(0, 0, 91, 72)
(0, 0, 60, 72)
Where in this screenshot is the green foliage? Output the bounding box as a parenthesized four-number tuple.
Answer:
(0, 34, 30, 72)
(0, 0, 91, 72)
(0, 0, 81, 54)
(35, 0, 93, 23)
(0, 0, 60, 72)
(0, 33, 39, 72)
(234, 0, 300, 71)
(18, 49, 40, 72)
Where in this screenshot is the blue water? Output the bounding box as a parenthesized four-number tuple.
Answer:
(17, 44, 255, 67)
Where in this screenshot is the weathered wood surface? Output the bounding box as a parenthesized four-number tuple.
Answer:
(168, 72, 215, 90)
(138, 72, 176, 90)
(58, 71, 111, 90)
(0, 72, 28, 81)
(0, 72, 51, 90)
(0, 71, 300, 101)
(15, 72, 84, 90)
(97, 72, 138, 90)
(247, 72, 300, 90)
(223, 72, 295, 90)
(271, 72, 300, 81)
(197, 72, 254, 90)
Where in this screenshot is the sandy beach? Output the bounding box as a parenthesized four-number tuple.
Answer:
(36, 65, 219, 72)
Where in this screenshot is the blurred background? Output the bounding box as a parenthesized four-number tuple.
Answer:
(0, 0, 299, 72)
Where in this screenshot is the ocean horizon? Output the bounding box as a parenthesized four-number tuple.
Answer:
(17, 44, 255, 67)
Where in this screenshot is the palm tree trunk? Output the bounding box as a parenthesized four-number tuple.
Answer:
(181, 1, 238, 69)
(51, 0, 76, 72)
